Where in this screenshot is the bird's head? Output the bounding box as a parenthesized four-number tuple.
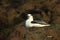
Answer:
(27, 14, 32, 17)
(27, 14, 32, 18)
(27, 14, 33, 20)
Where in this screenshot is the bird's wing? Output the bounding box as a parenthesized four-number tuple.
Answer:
(31, 20, 47, 24)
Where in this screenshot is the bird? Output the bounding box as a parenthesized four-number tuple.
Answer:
(25, 14, 50, 28)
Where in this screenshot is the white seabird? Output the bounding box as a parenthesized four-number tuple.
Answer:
(25, 14, 50, 28)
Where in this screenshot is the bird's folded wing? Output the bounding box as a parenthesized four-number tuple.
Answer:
(31, 20, 47, 24)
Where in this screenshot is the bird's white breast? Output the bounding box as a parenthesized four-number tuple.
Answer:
(25, 20, 32, 27)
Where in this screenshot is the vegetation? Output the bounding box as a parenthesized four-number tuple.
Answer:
(0, 0, 60, 40)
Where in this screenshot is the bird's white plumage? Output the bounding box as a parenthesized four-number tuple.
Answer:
(25, 14, 50, 28)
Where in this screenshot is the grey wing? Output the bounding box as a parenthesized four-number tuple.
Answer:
(31, 20, 47, 24)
